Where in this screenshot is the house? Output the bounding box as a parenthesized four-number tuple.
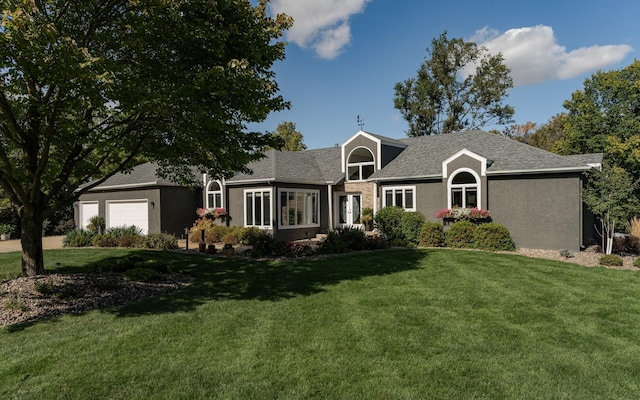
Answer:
(75, 162, 202, 236)
(76, 130, 602, 251)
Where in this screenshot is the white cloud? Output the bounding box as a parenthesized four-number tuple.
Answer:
(468, 25, 633, 86)
(269, 0, 371, 59)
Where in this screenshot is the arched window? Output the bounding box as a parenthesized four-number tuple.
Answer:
(449, 170, 479, 209)
(206, 180, 223, 209)
(347, 147, 375, 181)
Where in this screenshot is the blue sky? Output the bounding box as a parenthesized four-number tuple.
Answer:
(252, 0, 638, 150)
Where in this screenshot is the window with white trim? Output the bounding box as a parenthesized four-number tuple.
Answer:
(382, 186, 415, 211)
(347, 147, 375, 181)
(449, 171, 479, 208)
(279, 189, 319, 228)
(244, 189, 272, 228)
(206, 180, 223, 209)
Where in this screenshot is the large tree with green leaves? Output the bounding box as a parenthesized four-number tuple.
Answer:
(557, 60, 640, 179)
(269, 121, 306, 151)
(393, 32, 515, 136)
(0, 0, 292, 276)
(582, 166, 640, 254)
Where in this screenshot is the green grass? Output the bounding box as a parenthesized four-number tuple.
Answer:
(2, 248, 640, 399)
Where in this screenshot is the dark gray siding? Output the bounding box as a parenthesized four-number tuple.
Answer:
(488, 174, 584, 251)
(77, 187, 200, 236)
(159, 187, 202, 236)
(380, 144, 405, 168)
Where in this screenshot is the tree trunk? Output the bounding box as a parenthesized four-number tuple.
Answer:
(20, 211, 45, 277)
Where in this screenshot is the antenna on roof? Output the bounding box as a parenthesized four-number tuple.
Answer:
(357, 115, 365, 130)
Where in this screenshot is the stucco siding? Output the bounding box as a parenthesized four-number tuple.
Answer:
(488, 174, 583, 251)
(159, 187, 201, 236)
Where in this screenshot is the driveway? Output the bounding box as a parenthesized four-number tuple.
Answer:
(0, 236, 65, 253)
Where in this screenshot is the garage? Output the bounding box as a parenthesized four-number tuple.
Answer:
(106, 200, 149, 234)
(78, 202, 99, 230)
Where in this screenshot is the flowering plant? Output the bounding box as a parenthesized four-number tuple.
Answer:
(435, 207, 490, 222)
(196, 207, 227, 219)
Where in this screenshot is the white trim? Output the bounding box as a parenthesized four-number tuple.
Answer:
(334, 192, 363, 228)
(327, 184, 334, 229)
(205, 180, 224, 209)
(105, 199, 149, 234)
(78, 201, 99, 230)
(381, 185, 416, 211)
(442, 149, 487, 178)
(346, 146, 375, 182)
(486, 166, 596, 175)
(243, 187, 273, 229)
(447, 168, 481, 209)
(277, 188, 321, 230)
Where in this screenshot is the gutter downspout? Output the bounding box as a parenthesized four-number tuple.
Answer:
(327, 184, 333, 230)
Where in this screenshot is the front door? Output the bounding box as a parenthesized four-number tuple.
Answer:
(336, 193, 362, 228)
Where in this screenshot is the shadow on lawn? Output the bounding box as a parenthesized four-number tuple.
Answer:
(109, 248, 428, 318)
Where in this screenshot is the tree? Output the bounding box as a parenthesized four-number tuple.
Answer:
(582, 166, 640, 254)
(558, 60, 640, 179)
(269, 121, 306, 151)
(0, 0, 292, 276)
(528, 113, 570, 153)
(500, 121, 536, 143)
(393, 32, 515, 136)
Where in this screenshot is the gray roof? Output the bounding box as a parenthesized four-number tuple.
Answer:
(84, 162, 198, 190)
(370, 131, 602, 180)
(226, 147, 343, 185)
(86, 131, 602, 190)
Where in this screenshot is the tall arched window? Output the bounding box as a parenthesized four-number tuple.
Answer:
(449, 170, 479, 208)
(347, 147, 375, 181)
(206, 180, 223, 209)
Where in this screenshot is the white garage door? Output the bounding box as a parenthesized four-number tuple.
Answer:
(79, 202, 99, 230)
(106, 200, 149, 234)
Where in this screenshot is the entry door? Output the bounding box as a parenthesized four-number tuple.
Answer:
(337, 194, 362, 227)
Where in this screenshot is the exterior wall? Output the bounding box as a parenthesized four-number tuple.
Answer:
(378, 179, 443, 220)
(443, 153, 488, 209)
(343, 135, 377, 165)
(159, 187, 202, 236)
(77, 186, 201, 236)
(488, 174, 584, 251)
(76, 188, 162, 233)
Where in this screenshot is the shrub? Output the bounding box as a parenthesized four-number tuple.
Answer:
(473, 223, 516, 251)
(53, 219, 76, 235)
(238, 227, 262, 245)
(401, 212, 426, 245)
(418, 222, 445, 247)
(366, 234, 390, 250)
(92, 233, 119, 247)
(221, 226, 242, 245)
(107, 225, 143, 238)
(86, 216, 105, 234)
(124, 267, 160, 282)
(143, 233, 178, 250)
(317, 230, 347, 254)
(249, 231, 286, 258)
(117, 234, 143, 248)
(375, 206, 406, 242)
(336, 227, 369, 251)
(634, 257, 640, 268)
(599, 254, 623, 266)
(63, 229, 95, 247)
(559, 249, 574, 259)
(285, 242, 315, 258)
(445, 220, 477, 248)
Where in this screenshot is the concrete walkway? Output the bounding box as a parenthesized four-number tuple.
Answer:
(0, 236, 65, 253)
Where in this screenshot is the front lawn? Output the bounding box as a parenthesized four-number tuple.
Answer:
(1, 248, 640, 399)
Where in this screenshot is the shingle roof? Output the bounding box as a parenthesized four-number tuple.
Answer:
(369, 130, 602, 180)
(226, 147, 343, 185)
(83, 162, 203, 191)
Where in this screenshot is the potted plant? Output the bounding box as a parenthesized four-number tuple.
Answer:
(0, 223, 15, 240)
(361, 207, 374, 231)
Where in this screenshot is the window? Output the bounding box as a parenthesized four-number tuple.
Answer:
(279, 189, 319, 228)
(245, 189, 272, 228)
(382, 186, 415, 211)
(448, 170, 480, 208)
(347, 147, 375, 181)
(206, 180, 223, 209)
